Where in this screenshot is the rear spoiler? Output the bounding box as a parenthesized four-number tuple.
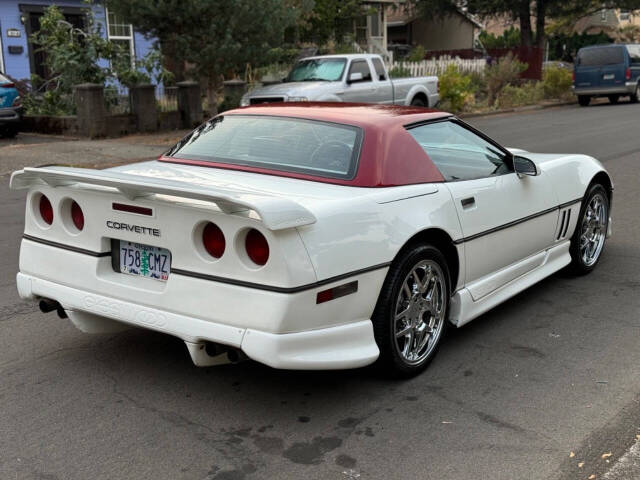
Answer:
(10, 166, 317, 231)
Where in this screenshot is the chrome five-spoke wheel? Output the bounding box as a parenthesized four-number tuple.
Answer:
(394, 260, 446, 365)
(372, 244, 450, 377)
(569, 183, 609, 274)
(580, 192, 608, 267)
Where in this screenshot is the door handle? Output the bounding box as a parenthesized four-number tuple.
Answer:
(461, 197, 476, 208)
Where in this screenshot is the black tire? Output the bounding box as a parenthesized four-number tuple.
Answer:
(410, 97, 427, 107)
(372, 244, 450, 378)
(568, 183, 609, 275)
(630, 83, 639, 103)
(1, 125, 18, 138)
(578, 95, 590, 107)
(608, 95, 619, 104)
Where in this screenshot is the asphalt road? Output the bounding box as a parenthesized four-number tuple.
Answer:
(1, 102, 639, 480)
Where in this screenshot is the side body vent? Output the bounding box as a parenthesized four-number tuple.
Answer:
(556, 208, 572, 240)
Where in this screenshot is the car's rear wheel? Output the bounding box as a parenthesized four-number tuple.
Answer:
(608, 94, 620, 104)
(578, 95, 590, 107)
(372, 244, 450, 377)
(1, 125, 18, 138)
(568, 183, 609, 275)
(630, 83, 639, 103)
(411, 97, 427, 107)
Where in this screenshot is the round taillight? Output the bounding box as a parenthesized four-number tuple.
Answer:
(39, 195, 53, 225)
(245, 229, 269, 266)
(202, 222, 225, 258)
(71, 201, 84, 231)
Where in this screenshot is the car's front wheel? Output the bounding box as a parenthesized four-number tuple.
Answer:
(569, 183, 609, 274)
(372, 244, 450, 377)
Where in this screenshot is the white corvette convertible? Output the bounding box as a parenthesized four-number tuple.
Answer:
(11, 103, 612, 376)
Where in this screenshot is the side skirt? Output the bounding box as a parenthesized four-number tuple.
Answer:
(449, 241, 571, 328)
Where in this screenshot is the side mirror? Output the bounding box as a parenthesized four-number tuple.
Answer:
(513, 155, 540, 177)
(347, 72, 363, 84)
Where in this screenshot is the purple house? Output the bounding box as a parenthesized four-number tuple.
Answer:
(0, 1, 155, 82)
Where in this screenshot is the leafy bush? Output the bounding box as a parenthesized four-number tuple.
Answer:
(478, 27, 522, 49)
(496, 82, 544, 109)
(25, 5, 169, 115)
(542, 66, 572, 99)
(438, 65, 473, 112)
(389, 65, 411, 78)
(485, 53, 527, 106)
(407, 45, 426, 62)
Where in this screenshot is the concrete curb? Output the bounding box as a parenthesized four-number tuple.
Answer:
(459, 100, 577, 119)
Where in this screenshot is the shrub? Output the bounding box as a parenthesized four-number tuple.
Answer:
(389, 65, 411, 78)
(543, 66, 573, 99)
(407, 45, 426, 62)
(496, 82, 544, 109)
(25, 5, 169, 115)
(439, 65, 474, 112)
(485, 53, 528, 106)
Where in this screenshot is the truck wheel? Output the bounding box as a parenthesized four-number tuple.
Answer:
(1, 126, 18, 138)
(578, 95, 590, 107)
(608, 95, 619, 104)
(411, 97, 426, 107)
(630, 83, 639, 103)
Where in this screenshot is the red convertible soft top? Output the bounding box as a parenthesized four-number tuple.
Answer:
(159, 103, 450, 187)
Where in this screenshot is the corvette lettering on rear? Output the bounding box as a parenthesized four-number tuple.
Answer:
(106, 221, 160, 237)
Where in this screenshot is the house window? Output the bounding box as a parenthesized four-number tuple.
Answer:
(619, 10, 630, 21)
(106, 9, 135, 66)
(600, 9, 607, 22)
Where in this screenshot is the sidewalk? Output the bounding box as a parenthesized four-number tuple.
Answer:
(0, 130, 190, 176)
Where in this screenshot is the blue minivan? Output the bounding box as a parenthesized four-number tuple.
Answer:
(573, 44, 640, 106)
(0, 72, 22, 137)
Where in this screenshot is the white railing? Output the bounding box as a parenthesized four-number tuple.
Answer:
(389, 56, 486, 76)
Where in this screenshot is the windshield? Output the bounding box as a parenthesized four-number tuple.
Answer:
(167, 115, 362, 180)
(286, 58, 346, 82)
(0, 73, 11, 85)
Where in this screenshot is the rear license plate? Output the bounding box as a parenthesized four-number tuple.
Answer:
(603, 74, 615, 80)
(118, 241, 171, 281)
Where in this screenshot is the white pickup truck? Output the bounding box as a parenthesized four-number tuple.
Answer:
(240, 53, 439, 108)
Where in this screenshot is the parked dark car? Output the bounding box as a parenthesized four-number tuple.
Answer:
(573, 44, 640, 106)
(0, 72, 22, 137)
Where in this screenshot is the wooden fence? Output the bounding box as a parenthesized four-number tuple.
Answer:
(388, 56, 487, 77)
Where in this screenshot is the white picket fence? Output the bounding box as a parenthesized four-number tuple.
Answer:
(388, 56, 486, 77)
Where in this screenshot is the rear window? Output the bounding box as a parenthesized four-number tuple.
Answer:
(578, 46, 625, 66)
(167, 115, 363, 180)
(627, 45, 640, 64)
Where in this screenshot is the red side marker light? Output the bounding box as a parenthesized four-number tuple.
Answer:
(245, 229, 269, 266)
(71, 201, 84, 230)
(39, 195, 53, 225)
(202, 222, 225, 258)
(316, 281, 358, 304)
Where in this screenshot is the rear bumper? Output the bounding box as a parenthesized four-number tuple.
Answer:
(0, 106, 22, 124)
(16, 238, 384, 369)
(18, 273, 379, 369)
(573, 82, 636, 96)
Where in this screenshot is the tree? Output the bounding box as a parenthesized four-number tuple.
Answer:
(295, 0, 363, 44)
(411, 0, 640, 49)
(106, 0, 296, 113)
